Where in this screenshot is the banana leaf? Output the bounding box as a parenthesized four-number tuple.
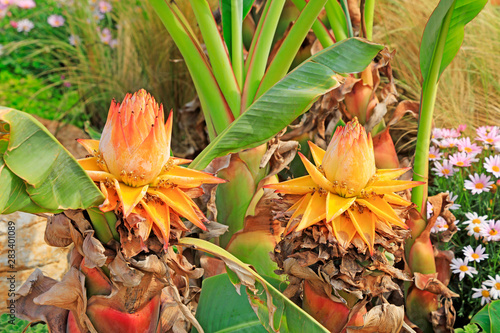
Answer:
(179, 237, 329, 333)
(0, 108, 104, 214)
(190, 38, 383, 170)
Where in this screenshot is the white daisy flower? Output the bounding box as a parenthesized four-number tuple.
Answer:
(484, 275, 500, 299)
(463, 245, 489, 262)
(16, 18, 34, 33)
(450, 258, 478, 280)
(445, 191, 460, 210)
(472, 285, 492, 305)
(484, 155, 500, 178)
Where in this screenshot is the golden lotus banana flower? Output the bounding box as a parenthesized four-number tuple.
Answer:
(77, 89, 225, 248)
(265, 118, 424, 253)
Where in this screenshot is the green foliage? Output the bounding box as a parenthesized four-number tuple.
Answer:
(471, 300, 500, 333)
(180, 238, 329, 332)
(412, 0, 488, 211)
(0, 314, 48, 333)
(455, 323, 480, 333)
(0, 71, 84, 127)
(190, 38, 383, 170)
(194, 273, 268, 333)
(0, 108, 104, 214)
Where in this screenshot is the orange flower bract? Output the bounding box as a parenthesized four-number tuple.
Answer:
(265, 118, 424, 253)
(77, 89, 226, 248)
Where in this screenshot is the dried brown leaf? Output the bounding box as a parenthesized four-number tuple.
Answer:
(413, 273, 459, 298)
(108, 250, 144, 287)
(82, 230, 107, 269)
(34, 267, 96, 332)
(13, 269, 69, 333)
(346, 303, 404, 333)
(44, 214, 72, 247)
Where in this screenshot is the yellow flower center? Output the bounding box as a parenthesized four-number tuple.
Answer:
(456, 161, 464, 166)
(482, 290, 490, 297)
(465, 147, 472, 153)
(495, 283, 500, 290)
(471, 253, 480, 259)
(449, 143, 455, 147)
(429, 153, 436, 159)
(473, 219, 481, 224)
(489, 229, 498, 236)
(475, 183, 485, 189)
(459, 265, 469, 272)
(443, 169, 450, 175)
(493, 166, 500, 172)
(487, 138, 493, 143)
(473, 226, 481, 233)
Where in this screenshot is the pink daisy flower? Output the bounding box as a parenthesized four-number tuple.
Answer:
(98, 0, 111, 13)
(431, 160, 458, 178)
(457, 137, 482, 155)
(450, 258, 478, 280)
(432, 128, 445, 139)
(431, 216, 448, 233)
(457, 124, 467, 132)
(47, 14, 64, 27)
(464, 173, 494, 194)
(428, 146, 442, 161)
(480, 220, 500, 242)
(484, 155, 500, 178)
(16, 18, 34, 32)
(100, 27, 112, 44)
(15, 0, 35, 8)
(449, 152, 477, 167)
(439, 138, 458, 149)
(463, 245, 489, 262)
(477, 127, 500, 146)
(477, 126, 498, 137)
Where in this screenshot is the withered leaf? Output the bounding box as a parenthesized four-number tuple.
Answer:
(33, 267, 96, 333)
(14, 269, 69, 333)
(108, 250, 144, 287)
(82, 230, 107, 269)
(413, 273, 459, 298)
(346, 304, 404, 333)
(44, 213, 73, 247)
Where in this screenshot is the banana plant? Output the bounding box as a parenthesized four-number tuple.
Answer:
(406, 0, 487, 331)
(148, 0, 383, 279)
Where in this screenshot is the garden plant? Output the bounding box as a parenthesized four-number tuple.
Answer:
(1, 0, 499, 332)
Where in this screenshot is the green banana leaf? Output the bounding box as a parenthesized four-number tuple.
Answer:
(193, 273, 269, 333)
(0, 108, 104, 214)
(190, 38, 383, 170)
(420, 0, 487, 82)
(411, 0, 487, 211)
(220, 0, 255, 59)
(179, 237, 329, 333)
(471, 300, 500, 333)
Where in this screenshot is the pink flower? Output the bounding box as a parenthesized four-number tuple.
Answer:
(464, 173, 494, 194)
(463, 245, 489, 262)
(477, 127, 500, 146)
(10, 20, 17, 28)
(69, 34, 80, 46)
(428, 146, 442, 161)
(457, 137, 482, 155)
(439, 138, 458, 149)
(477, 126, 498, 137)
(449, 152, 477, 167)
(431, 160, 458, 178)
(98, 0, 111, 13)
(16, 18, 34, 32)
(484, 155, 500, 178)
(47, 14, 64, 27)
(481, 220, 500, 242)
(15, 0, 36, 9)
(99, 27, 112, 44)
(457, 124, 467, 132)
